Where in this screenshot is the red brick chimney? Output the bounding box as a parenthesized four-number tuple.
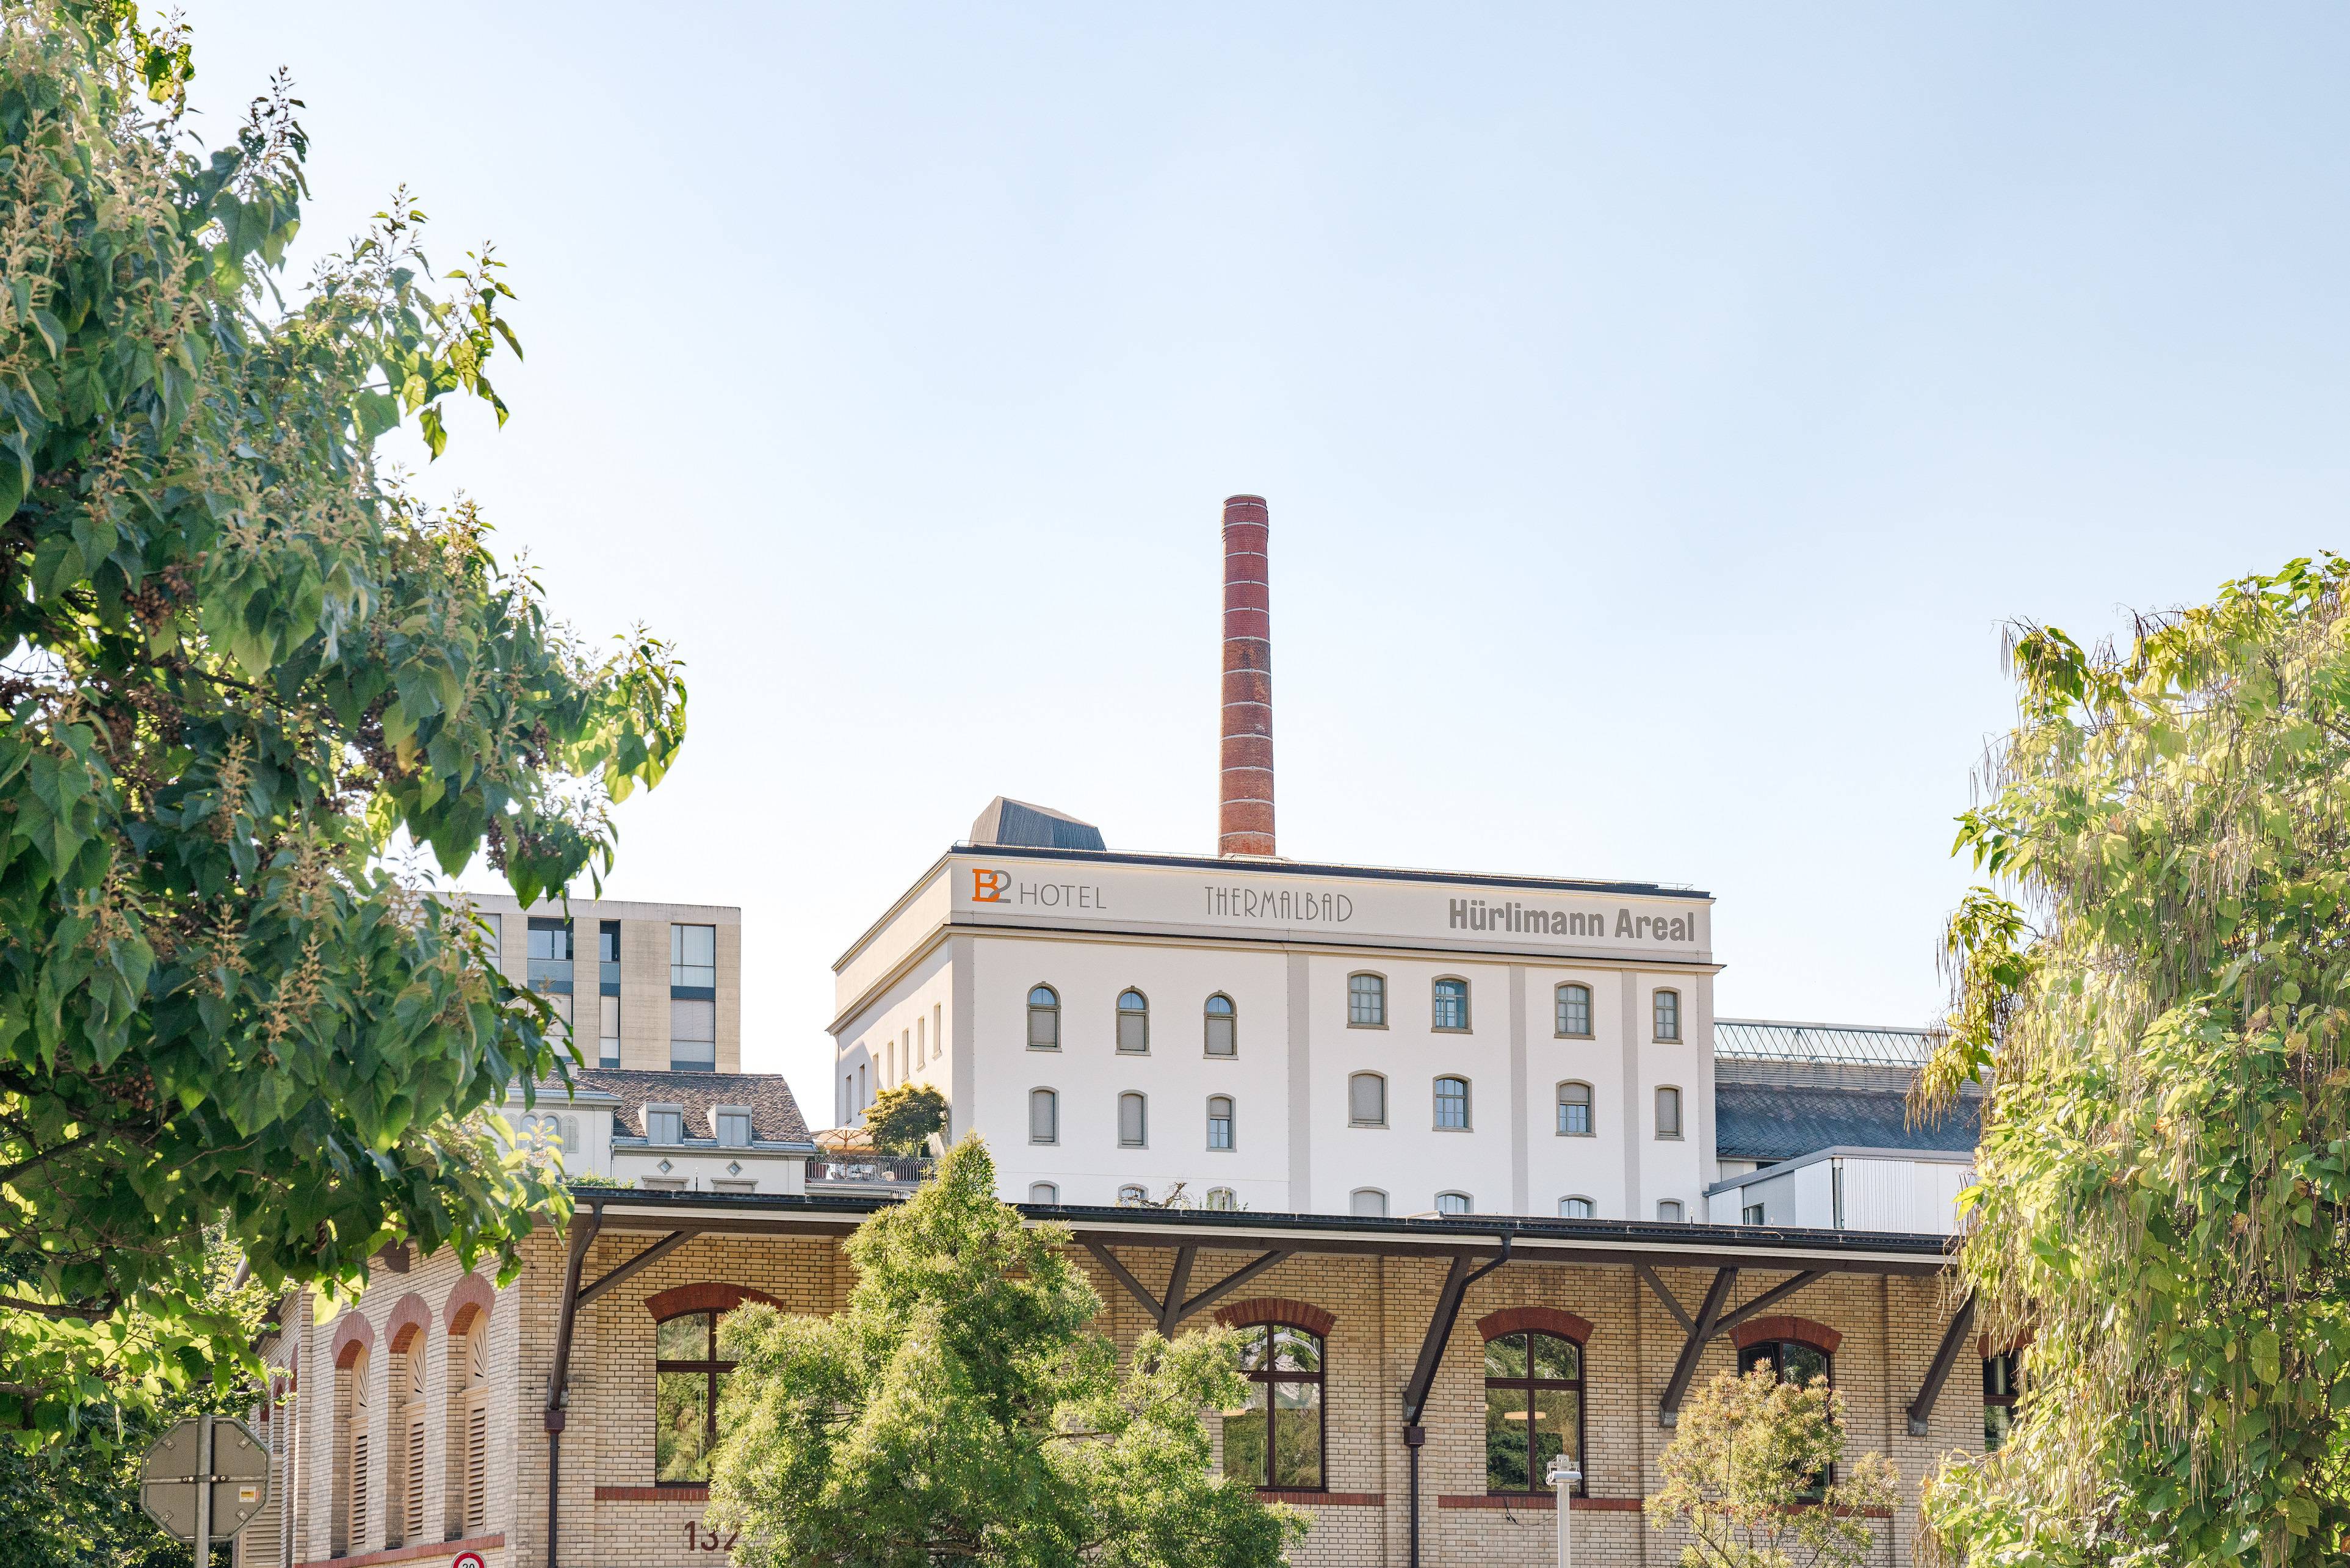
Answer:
(1219, 494, 1275, 858)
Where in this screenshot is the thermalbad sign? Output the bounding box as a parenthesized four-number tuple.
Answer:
(956, 857, 1707, 956)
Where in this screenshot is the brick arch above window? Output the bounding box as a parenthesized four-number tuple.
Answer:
(329, 1309, 375, 1370)
(1730, 1315, 1842, 1356)
(443, 1271, 496, 1334)
(1475, 1306, 1593, 1345)
(383, 1292, 433, 1353)
(1213, 1298, 1335, 1339)
(643, 1282, 786, 1321)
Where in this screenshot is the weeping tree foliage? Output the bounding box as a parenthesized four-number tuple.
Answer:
(1915, 558, 2350, 1565)
(0, 0, 684, 1450)
(707, 1138, 1308, 1568)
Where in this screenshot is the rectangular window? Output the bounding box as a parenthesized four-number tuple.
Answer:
(1556, 984, 1591, 1038)
(1655, 1085, 1682, 1139)
(715, 1111, 751, 1147)
(1743, 1202, 1765, 1226)
(527, 917, 573, 993)
(480, 912, 502, 968)
(1653, 989, 1680, 1042)
(670, 998, 717, 1072)
(1433, 978, 1470, 1031)
(598, 994, 621, 1069)
(1984, 1353, 2022, 1450)
(1207, 1096, 1234, 1151)
(671, 923, 717, 991)
(1657, 1200, 1684, 1223)
(646, 1107, 683, 1144)
(915, 1016, 927, 1068)
(1556, 1082, 1592, 1136)
(1348, 973, 1386, 1027)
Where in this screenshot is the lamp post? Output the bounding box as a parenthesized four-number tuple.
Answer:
(1547, 1456, 1582, 1568)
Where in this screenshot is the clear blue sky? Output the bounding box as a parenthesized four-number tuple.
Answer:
(194, 4, 2350, 1122)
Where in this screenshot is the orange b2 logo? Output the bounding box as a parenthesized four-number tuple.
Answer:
(972, 869, 1010, 903)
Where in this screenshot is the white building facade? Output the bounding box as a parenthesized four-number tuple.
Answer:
(832, 841, 1720, 1222)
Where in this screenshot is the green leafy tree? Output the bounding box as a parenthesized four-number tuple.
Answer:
(706, 1137, 1308, 1568)
(1644, 1367, 1897, 1568)
(0, 0, 684, 1450)
(864, 1080, 947, 1155)
(1916, 557, 2350, 1564)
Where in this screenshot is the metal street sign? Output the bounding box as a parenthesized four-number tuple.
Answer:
(140, 1414, 270, 1544)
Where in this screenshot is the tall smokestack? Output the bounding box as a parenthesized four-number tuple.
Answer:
(1219, 494, 1275, 858)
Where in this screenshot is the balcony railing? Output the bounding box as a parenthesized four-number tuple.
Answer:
(808, 1155, 934, 1187)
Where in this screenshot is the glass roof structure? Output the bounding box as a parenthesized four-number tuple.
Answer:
(1714, 1017, 1945, 1068)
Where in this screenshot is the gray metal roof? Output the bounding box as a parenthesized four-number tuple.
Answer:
(1715, 1083, 1978, 1162)
(969, 797, 1107, 852)
(1715, 1017, 1945, 1068)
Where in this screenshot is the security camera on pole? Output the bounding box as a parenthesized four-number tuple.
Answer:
(1547, 1456, 1581, 1568)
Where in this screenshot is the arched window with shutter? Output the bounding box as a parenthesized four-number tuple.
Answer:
(388, 1328, 427, 1547)
(1116, 989, 1150, 1053)
(334, 1345, 370, 1558)
(1029, 1088, 1059, 1144)
(1118, 1091, 1148, 1147)
(1348, 1072, 1387, 1128)
(1556, 1081, 1594, 1136)
(446, 1306, 491, 1537)
(1028, 986, 1060, 1050)
(1204, 994, 1237, 1057)
(1207, 1095, 1235, 1150)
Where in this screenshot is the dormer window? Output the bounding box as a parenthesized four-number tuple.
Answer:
(646, 1105, 684, 1144)
(714, 1109, 752, 1147)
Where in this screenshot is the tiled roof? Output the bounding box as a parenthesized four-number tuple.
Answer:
(578, 1068, 813, 1146)
(1715, 1018, 1945, 1068)
(1713, 1083, 1978, 1162)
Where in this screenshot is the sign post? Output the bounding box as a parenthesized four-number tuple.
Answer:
(140, 1414, 270, 1558)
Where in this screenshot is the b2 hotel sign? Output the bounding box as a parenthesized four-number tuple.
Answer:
(959, 860, 1705, 953)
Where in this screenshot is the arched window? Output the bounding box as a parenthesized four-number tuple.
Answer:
(1656, 1200, 1685, 1223)
(1117, 1183, 1149, 1205)
(1984, 1351, 2022, 1450)
(1558, 1196, 1594, 1219)
(1555, 983, 1593, 1038)
(1436, 1191, 1473, 1216)
(1204, 994, 1237, 1057)
(1207, 1095, 1235, 1150)
(1433, 977, 1470, 1031)
(388, 1330, 427, 1547)
(1655, 1085, 1683, 1140)
(1222, 1323, 1325, 1490)
(1028, 1182, 1059, 1205)
(1653, 989, 1680, 1042)
(1348, 972, 1386, 1027)
(1116, 989, 1150, 1053)
(655, 1310, 737, 1483)
(447, 1310, 489, 1535)
(1486, 1324, 1586, 1495)
(1118, 1091, 1148, 1147)
(1350, 1188, 1388, 1218)
(1028, 986, 1060, 1050)
(1206, 1187, 1238, 1212)
(334, 1345, 369, 1556)
(1555, 1082, 1593, 1136)
(1434, 1075, 1471, 1130)
(1738, 1326, 1838, 1494)
(1348, 1072, 1387, 1127)
(1029, 1088, 1059, 1145)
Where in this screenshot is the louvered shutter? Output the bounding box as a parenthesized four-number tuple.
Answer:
(403, 1414, 425, 1541)
(465, 1401, 488, 1533)
(350, 1429, 369, 1544)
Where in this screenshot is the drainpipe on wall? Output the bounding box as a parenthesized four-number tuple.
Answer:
(544, 1196, 605, 1568)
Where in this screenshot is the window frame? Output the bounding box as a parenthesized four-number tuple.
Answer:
(1554, 982, 1593, 1039)
(1983, 1350, 2022, 1450)
(1027, 1182, 1060, 1205)
(1224, 1322, 1328, 1493)
(1483, 1327, 1588, 1497)
(1347, 971, 1388, 1028)
(1347, 1071, 1388, 1129)
(1029, 1087, 1060, 1146)
(712, 1106, 753, 1148)
(1116, 988, 1151, 1054)
(653, 1309, 735, 1486)
(1558, 1196, 1594, 1219)
(1654, 1085, 1683, 1140)
(1555, 1080, 1594, 1137)
(1118, 1089, 1149, 1148)
(1431, 977, 1472, 1033)
(1656, 1200, 1685, 1223)
(645, 1104, 685, 1146)
(1207, 1094, 1235, 1151)
(1652, 988, 1681, 1042)
(1204, 993, 1238, 1058)
(1206, 1187, 1238, 1212)
(1116, 1183, 1149, 1205)
(1350, 1188, 1389, 1218)
(1433, 1074, 1472, 1132)
(1027, 985, 1061, 1051)
(1436, 1190, 1473, 1215)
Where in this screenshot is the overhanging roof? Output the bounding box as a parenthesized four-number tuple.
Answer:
(564, 1187, 1954, 1277)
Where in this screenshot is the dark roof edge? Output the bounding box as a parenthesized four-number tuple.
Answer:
(1705, 1145, 1977, 1198)
(563, 1185, 1951, 1261)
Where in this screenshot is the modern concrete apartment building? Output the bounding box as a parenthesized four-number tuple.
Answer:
(465, 895, 743, 1074)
